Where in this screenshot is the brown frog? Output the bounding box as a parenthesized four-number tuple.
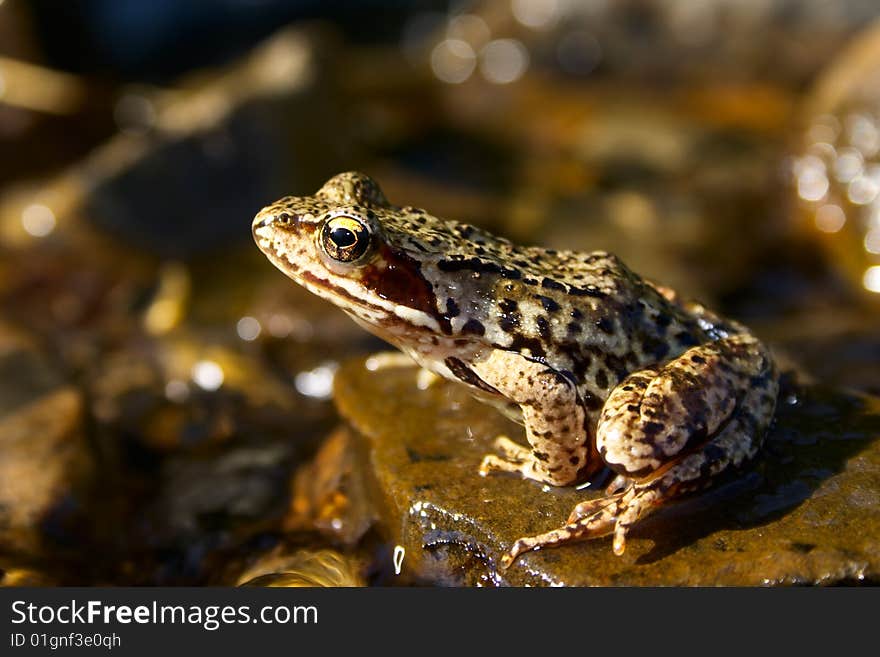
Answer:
(252, 172, 779, 567)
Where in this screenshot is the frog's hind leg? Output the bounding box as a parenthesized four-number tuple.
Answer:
(500, 334, 778, 567)
(500, 381, 775, 567)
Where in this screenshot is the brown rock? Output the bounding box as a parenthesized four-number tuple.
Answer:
(333, 358, 880, 586)
(0, 325, 92, 555)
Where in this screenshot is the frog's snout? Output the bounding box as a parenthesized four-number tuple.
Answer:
(252, 208, 274, 233)
(252, 205, 297, 239)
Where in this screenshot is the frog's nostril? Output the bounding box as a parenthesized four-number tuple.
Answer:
(252, 209, 282, 231)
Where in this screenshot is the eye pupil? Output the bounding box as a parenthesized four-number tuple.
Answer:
(330, 226, 357, 248)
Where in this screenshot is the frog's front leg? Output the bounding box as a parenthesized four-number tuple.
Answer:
(500, 333, 777, 567)
(470, 349, 591, 487)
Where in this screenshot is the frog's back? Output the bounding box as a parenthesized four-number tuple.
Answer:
(403, 223, 710, 407)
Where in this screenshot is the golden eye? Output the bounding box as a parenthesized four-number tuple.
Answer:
(320, 216, 371, 263)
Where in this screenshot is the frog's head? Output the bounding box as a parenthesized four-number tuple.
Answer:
(252, 172, 457, 340)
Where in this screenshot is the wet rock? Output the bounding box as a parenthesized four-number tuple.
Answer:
(333, 358, 880, 586)
(0, 324, 92, 556)
(236, 547, 365, 587)
(283, 427, 377, 547)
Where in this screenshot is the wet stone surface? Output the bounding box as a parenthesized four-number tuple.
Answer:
(333, 358, 880, 586)
(0, 323, 93, 558)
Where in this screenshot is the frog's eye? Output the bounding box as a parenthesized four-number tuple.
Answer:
(320, 216, 372, 263)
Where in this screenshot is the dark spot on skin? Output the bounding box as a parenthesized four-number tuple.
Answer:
(535, 295, 560, 313)
(458, 224, 475, 239)
(536, 316, 552, 340)
(523, 277, 539, 286)
(436, 256, 520, 280)
(556, 341, 590, 379)
(567, 322, 582, 334)
(702, 444, 726, 466)
(505, 335, 547, 360)
(570, 308, 583, 320)
(499, 315, 520, 333)
(534, 451, 549, 462)
(691, 354, 706, 364)
(444, 357, 501, 395)
(582, 389, 603, 411)
(542, 278, 566, 292)
(569, 285, 606, 298)
(655, 312, 672, 329)
(500, 299, 518, 313)
(595, 368, 609, 390)
(642, 335, 671, 360)
(444, 297, 460, 318)
(460, 318, 485, 336)
(679, 424, 710, 456)
(596, 317, 614, 334)
(569, 456, 580, 465)
(642, 421, 665, 438)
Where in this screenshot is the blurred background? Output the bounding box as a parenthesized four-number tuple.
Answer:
(1, 0, 880, 585)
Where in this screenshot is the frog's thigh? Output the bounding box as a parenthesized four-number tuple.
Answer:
(471, 349, 588, 487)
(593, 333, 777, 552)
(596, 334, 774, 480)
(605, 374, 777, 555)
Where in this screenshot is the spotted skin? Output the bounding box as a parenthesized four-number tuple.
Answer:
(252, 172, 779, 566)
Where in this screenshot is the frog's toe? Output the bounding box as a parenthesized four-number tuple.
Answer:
(478, 436, 533, 477)
(501, 504, 622, 568)
(479, 454, 525, 477)
(605, 474, 629, 495)
(491, 435, 531, 461)
(565, 494, 622, 524)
